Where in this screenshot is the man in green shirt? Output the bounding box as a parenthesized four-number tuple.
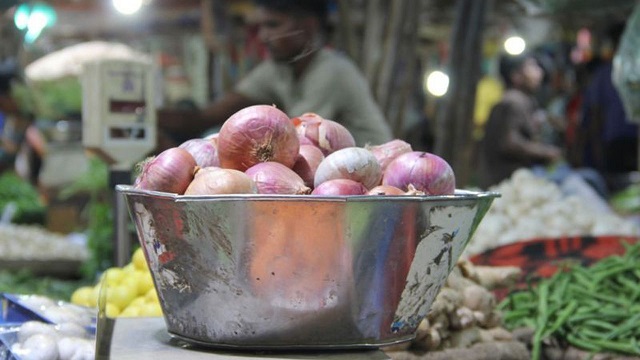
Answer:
(157, 0, 392, 150)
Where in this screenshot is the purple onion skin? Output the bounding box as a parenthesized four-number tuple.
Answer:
(382, 151, 455, 195)
(179, 138, 220, 167)
(311, 179, 368, 196)
(245, 162, 311, 195)
(218, 105, 300, 171)
(292, 145, 325, 187)
(293, 113, 356, 155)
(134, 147, 196, 194)
(367, 139, 412, 172)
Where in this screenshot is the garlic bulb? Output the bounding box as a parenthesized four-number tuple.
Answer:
(465, 168, 640, 256)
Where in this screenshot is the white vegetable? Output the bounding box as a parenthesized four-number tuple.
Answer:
(57, 337, 94, 360)
(42, 307, 93, 328)
(56, 322, 88, 338)
(465, 169, 640, 256)
(17, 321, 59, 343)
(12, 334, 59, 360)
(69, 341, 95, 360)
(0, 225, 88, 261)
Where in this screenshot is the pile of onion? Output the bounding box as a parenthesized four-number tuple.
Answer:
(133, 104, 456, 197)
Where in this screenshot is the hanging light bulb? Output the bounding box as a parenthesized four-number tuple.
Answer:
(113, 0, 143, 15)
(424, 70, 450, 97)
(504, 36, 526, 55)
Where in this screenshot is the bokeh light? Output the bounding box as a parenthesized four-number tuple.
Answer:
(504, 36, 526, 55)
(425, 70, 450, 97)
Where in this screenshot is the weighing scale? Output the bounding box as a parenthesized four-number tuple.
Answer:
(82, 58, 157, 267)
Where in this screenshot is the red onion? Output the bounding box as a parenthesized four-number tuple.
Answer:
(382, 151, 455, 195)
(179, 138, 220, 168)
(314, 147, 382, 189)
(184, 167, 257, 195)
(366, 139, 412, 172)
(311, 179, 368, 195)
(245, 162, 311, 195)
(292, 112, 355, 155)
(134, 147, 196, 194)
(298, 135, 314, 146)
(292, 145, 325, 188)
(367, 185, 405, 195)
(218, 105, 300, 171)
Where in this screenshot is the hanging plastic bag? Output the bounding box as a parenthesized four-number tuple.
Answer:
(613, 3, 640, 123)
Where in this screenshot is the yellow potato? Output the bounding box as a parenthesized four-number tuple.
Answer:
(120, 275, 140, 295)
(101, 267, 126, 286)
(139, 302, 163, 317)
(105, 303, 120, 317)
(135, 271, 154, 296)
(70, 286, 94, 307)
(119, 305, 141, 318)
(132, 248, 148, 271)
(105, 285, 137, 311)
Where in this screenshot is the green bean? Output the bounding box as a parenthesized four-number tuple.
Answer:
(593, 264, 637, 284)
(531, 282, 550, 360)
(567, 311, 629, 326)
(543, 300, 578, 337)
(578, 327, 613, 340)
(604, 312, 640, 340)
(616, 274, 640, 301)
(499, 242, 640, 358)
(581, 319, 617, 332)
(502, 308, 533, 322)
(551, 273, 571, 302)
(632, 338, 640, 354)
(566, 333, 602, 352)
(571, 269, 594, 290)
(588, 338, 640, 355)
(503, 291, 534, 309)
(568, 286, 629, 306)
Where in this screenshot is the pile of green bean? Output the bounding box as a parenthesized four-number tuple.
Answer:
(498, 241, 640, 359)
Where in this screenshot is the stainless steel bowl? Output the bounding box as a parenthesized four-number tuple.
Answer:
(117, 185, 498, 350)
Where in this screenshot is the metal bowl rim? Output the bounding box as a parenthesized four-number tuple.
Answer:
(116, 184, 500, 203)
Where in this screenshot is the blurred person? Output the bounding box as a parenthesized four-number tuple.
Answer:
(157, 0, 392, 151)
(581, 22, 638, 174)
(478, 53, 609, 198)
(0, 71, 31, 175)
(477, 52, 562, 188)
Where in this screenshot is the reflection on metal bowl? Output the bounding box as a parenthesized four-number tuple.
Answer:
(116, 185, 498, 350)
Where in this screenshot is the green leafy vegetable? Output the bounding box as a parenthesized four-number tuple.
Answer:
(610, 184, 640, 215)
(59, 156, 114, 280)
(0, 269, 90, 301)
(0, 172, 46, 225)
